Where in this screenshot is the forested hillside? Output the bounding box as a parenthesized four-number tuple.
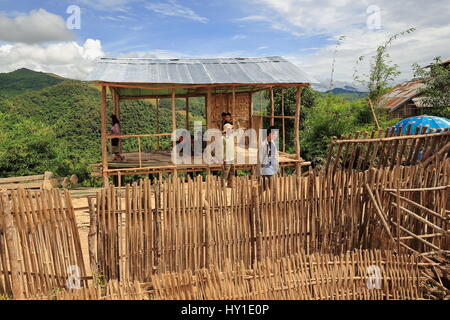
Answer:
(0, 72, 183, 184)
(0, 68, 64, 97)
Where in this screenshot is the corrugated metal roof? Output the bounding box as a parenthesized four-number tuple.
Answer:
(379, 80, 425, 111)
(86, 56, 318, 85)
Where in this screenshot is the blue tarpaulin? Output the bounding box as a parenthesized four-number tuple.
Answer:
(393, 115, 450, 134)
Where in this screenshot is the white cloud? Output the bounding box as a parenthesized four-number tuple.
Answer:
(231, 34, 247, 40)
(0, 39, 105, 79)
(235, 15, 270, 22)
(74, 0, 136, 12)
(0, 9, 73, 44)
(146, 0, 208, 23)
(117, 49, 188, 59)
(246, 0, 450, 87)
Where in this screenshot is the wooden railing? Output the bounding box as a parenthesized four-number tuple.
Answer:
(107, 133, 172, 168)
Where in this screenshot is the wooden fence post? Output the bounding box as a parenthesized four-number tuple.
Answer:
(153, 182, 161, 274)
(251, 186, 262, 264)
(87, 196, 98, 277)
(1, 191, 23, 300)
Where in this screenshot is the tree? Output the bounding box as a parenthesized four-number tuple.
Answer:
(354, 28, 416, 102)
(0, 112, 59, 177)
(413, 57, 450, 118)
(263, 87, 318, 153)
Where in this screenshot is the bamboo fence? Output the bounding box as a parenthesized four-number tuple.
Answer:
(27, 250, 422, 300)
(324, 127, 449, 174)
(29, 280, 146, 300)
(0, 189, 87, 299)
(151, 250, 421, 300)
(91, 159, 449, 282)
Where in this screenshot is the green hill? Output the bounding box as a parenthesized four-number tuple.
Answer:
(0, 78, 182, 183)
(0, 68, 64, 97)
(325, 88, 367, 101)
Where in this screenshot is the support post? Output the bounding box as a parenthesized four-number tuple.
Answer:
(101, 86, 109, 187)
(156, 98, 160, 150)
(281, 88, 286, 153)
(270, 87, 275, 126)
(87, 196, 98, 276)
(295, 86, 302, 174)
(206, 87, 212, 131)
(249, 90, 253, 130)
(186, 97, 190, 131)
(1, 192, 23, 300)
(172, 88, 177, 151)
(232, 86, 236, 118)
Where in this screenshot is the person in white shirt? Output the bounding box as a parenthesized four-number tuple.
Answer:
(259, 126, 279, 190)
(222, 123, 235, 188)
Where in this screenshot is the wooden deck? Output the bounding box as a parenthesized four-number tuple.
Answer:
(92, 148, 306, 177)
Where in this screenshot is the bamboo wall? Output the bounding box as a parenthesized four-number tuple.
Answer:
(208, 92, 251, 129)
(92, 158, 449, 282)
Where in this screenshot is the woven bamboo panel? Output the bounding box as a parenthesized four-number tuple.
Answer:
(151, 250, 421, 300)
(28, 280, 147, 300)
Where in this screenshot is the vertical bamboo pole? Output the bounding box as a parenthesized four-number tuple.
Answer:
(295, 87, 302, 174)
(156, 98, 161, 150)
(281, 89, 286, 153)
(232, 87, 236, 118)
(249, 90, 253, 131)
(207, 87, 212, 130)
(186, 97, 190, 131)
(116, 90, 121, 120)
(260, 91, 263, 114)
(396, 160, 401, 253)
(172, 88, 177, 151)
(87, 196, 98, 276)
(116, 91, 122, 153)
(270, 87, 275, 126)
(1, 192, 23, 300)
(101, 86, 109, 187)
(110, 87, 116, 115)
(138, 137, 142, 168)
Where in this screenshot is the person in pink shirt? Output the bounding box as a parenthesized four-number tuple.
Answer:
(110, 115, 124, 161)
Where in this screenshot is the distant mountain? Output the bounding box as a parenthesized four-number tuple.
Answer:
(0, 68, 64, 97)
(325, 87, 367, 101)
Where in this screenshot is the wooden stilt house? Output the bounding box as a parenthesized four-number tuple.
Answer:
(86, 56, 315, 185)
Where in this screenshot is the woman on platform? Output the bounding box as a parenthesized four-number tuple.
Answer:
(110, 114, 125, 161)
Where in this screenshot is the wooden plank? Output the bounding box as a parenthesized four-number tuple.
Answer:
(0, 182, 43, 190)
(0, 175, 44, 184)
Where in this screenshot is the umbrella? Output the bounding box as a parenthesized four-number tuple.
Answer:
(393, 115, 450, 134)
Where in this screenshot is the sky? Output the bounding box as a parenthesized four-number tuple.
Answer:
(0, 0, 449, 90)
